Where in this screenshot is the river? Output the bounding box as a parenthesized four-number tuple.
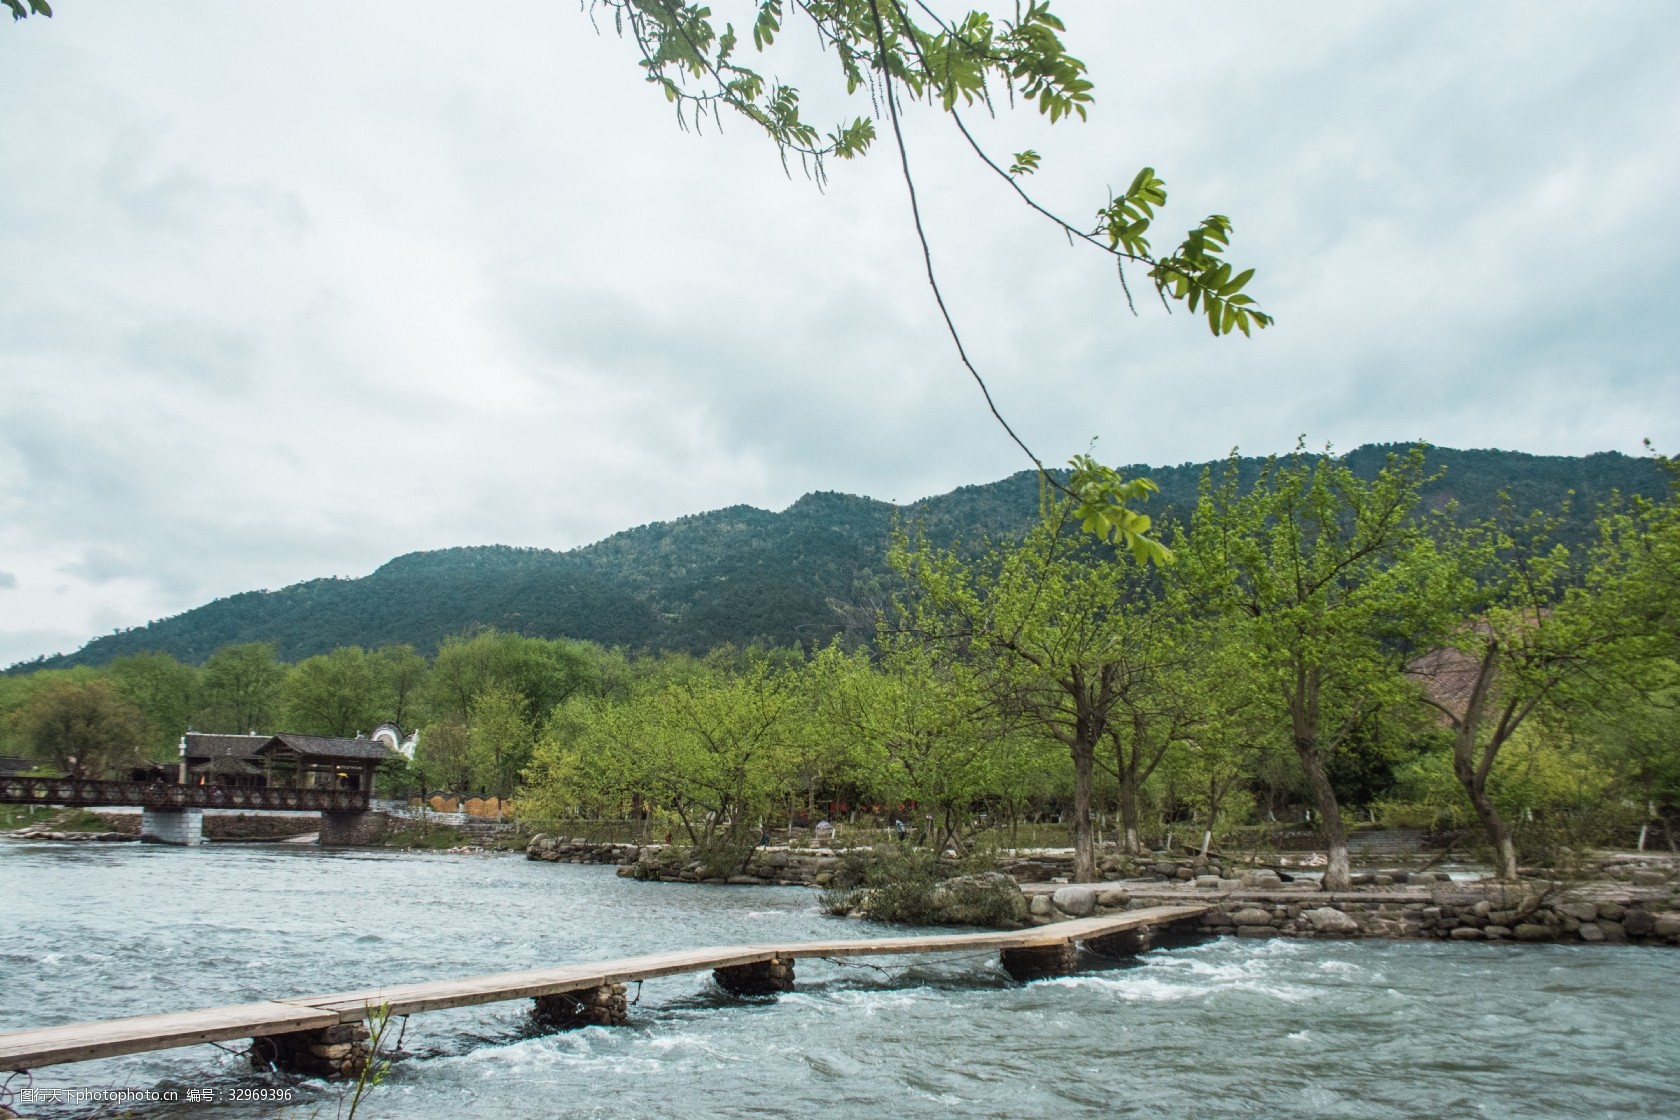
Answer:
(2, 841, 1675, 1119)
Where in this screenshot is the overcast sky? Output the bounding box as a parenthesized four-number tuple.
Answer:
(2, 1, 1676, 666)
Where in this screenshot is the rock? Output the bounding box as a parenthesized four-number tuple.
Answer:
(1630, 870, 1669, 887)
(1175, 867, 1195, 880)
(1232, 908, 1274, 927)
(1241, 870, 1284, 888)
(1029, 895, 1053, 916)
(1596, 902, 1625, 921)
(1577, 922, 1606, 943)
(1194, 875, 1223, 889)
(1598, 920, 1627, 942)
(1151, 861, 1178, 877)
(1051, 886, 1097, 917)
(1513, 924, 1554, 942)
(1096, 888, 1131, 908)
(1622, 909, 1655, 937)
(1304, 907, 1361, 935)
(1449, 926, 1485, 940)
(1236, 925, 1275, 938)
(1652, 914, 1680, 938)
(1410, 872, 1438, 884)
(1484, 925, 1511, 939)
(1555, 902, 1599, 922)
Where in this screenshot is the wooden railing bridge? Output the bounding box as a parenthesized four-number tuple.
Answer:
(0, 777, 368, 814)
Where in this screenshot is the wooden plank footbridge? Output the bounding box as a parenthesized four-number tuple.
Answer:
(0, 905, 1208, 1077)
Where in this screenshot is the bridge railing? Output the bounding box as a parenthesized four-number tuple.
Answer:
(0, 777, 368, 813)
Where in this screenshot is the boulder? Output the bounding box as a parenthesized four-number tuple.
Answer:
(1513, 924, 1554, 942)
(1652, 913, 1680, 938)
(1232, 908, 1274, 927)
(1096, 888, 1131, 908)
(1555, 902, 1599, 922)
(1194, 875, 1223, 889)
(1483, 925, 1511, 939)
(1630, 870, 1669, 887)
(1051, 886, 1097, 917)
(1622, 909, 1655, 937)
(1029, 895, 1053, 916)
(1576, 922, 1606, 943)
(1303, 907, 1361, 935)
(1596, 902, 1625, 921)
(1449, 926, 1485, 940)
(1241, 870, 1284, 889)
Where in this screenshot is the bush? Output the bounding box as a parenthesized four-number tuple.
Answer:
(820, 845, 1024, 927)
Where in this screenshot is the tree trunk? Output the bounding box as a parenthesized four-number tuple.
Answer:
(1116, 755, 1143, 855)
(1071, 741, 1096, 882)
(1455, 742, 1519, 880)
(1295, 740, 1351, 891)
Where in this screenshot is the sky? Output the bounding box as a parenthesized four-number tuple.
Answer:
(1, 1, 1677, 667)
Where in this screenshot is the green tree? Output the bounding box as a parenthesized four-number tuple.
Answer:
(1180, 445, 1452, 891)
(12, 677, 148, 777)
(892, 500, 1147, 882)
(811, 639, 1000, 853)
(427, 630, 597, 725)
(415, 717, 473, 794)
(196, 642, 285, 733)
(106, 652, 198, 758)
(281, 646, 380, 738)
(371, 644, 430, 730)
(467, 685, 535, 800)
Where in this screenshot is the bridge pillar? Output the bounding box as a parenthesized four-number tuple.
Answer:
(1086, 927, 1152, 958)
(250, 1022, 370, 1079)
(713, 956, 795, 996)
(318, 811, 386, 847)
(140, 807, 203, 846)
(533, 984, 629, 1028)
(999, 942, 1077, 981)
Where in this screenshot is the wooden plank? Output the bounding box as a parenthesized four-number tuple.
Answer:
(0, 904, 1210, 1070)
(0, 1002, 338, 1071)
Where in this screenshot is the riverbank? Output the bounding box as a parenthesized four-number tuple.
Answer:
(526, 834, 1680, 946)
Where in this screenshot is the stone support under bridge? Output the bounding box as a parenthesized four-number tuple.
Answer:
(712, 956, 795, 996)
(250, 1022, 371, 1079)
(998, 942, 1078, 981)
(533, 984, 629, 1028)
(139, 807, 203, 846)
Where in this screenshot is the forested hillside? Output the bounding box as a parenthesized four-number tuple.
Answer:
(12, 445, 1661, 670)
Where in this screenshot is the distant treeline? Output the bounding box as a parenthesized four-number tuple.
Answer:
(6, 444, 1677, 891)
(10, 445, 1663, 672)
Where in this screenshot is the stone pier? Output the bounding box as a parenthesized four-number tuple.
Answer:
(1086, 926, 1152, 958)
(250, 1022, 371, 1079)
(998, 942, 1078, 981)
(532, 984, 629, 1028)
(139, 807, 203, 846)
(317, 810, 386, 846)
(712, 956, 796, 996)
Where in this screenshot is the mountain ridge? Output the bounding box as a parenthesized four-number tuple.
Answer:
(12, 445, 1662, 670)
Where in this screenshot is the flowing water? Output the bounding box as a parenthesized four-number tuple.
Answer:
(2, 842, 1675, 1119)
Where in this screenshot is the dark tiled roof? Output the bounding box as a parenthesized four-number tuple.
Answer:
(191, 755, 265, 776)
(182, 733, 270, 761)
(260, 734, 403, 762)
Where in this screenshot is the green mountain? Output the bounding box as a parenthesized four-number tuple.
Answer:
(14, 445, 1663, 669)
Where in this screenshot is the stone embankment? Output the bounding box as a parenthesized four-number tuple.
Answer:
(1021, 858, 1680, 948)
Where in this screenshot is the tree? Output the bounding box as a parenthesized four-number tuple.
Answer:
(892, 499, 1145, 882)
(105, 652, 197, 758)
(12, 677, 148, 777)
(811, 639, 1001, 853)
(427, 630, 597, 725)
(196, 642, 285, 734)
(467, 685, 535, 799)
(372, 644, 430, 731)
(1409, 505, 1639, 879)
(281, 646, 380, 738)
(415, 717, 473, 794)
(1180, 445, 1451, 891)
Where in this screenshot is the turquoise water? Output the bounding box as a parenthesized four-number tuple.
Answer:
(2, 842, 1676, 1118)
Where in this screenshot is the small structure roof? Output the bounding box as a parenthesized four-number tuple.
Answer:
(190, 755, 266, 777)
(258, 734, 404, 762)
(182, 733, 270, 761)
